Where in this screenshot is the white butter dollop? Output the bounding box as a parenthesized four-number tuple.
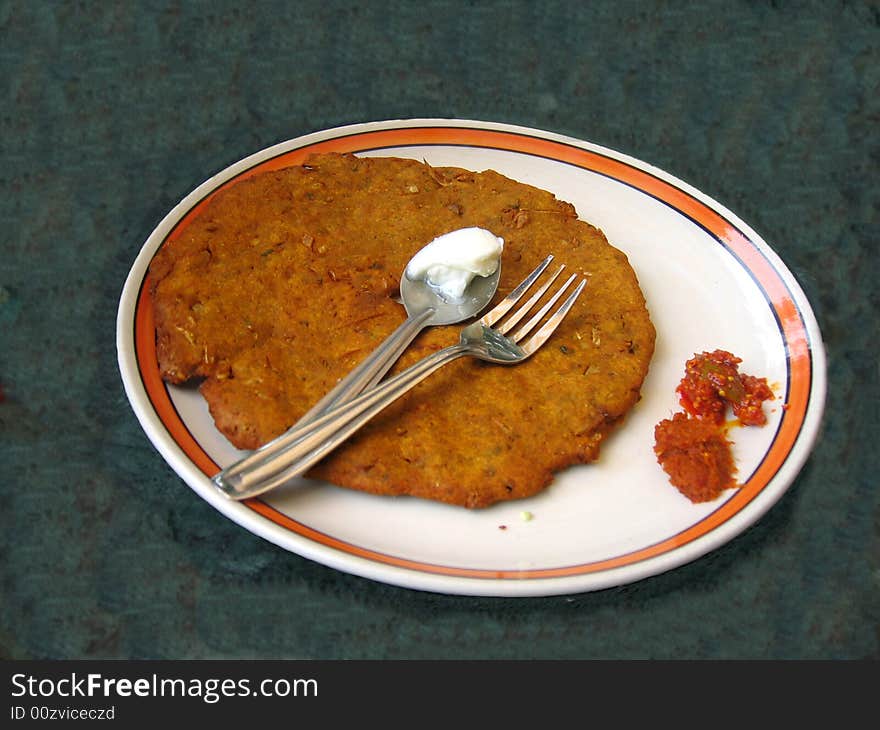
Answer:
(405, 227, 504, 300)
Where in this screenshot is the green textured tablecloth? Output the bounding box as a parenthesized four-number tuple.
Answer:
(2, 0, 876, 659)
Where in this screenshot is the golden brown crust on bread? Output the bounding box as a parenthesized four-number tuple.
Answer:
(149, 152, 655, 508)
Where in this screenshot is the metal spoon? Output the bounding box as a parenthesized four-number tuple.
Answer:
(211, 235, 502, 497)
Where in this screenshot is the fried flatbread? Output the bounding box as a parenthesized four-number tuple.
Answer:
(149, 152, 655, 508)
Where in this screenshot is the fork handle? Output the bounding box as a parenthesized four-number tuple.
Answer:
(213, 342, 469, 500)
(212, 307, 435, 491)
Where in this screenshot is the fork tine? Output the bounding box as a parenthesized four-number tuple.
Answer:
(480, 254, 554, 327)
(518, 278, 587, 356)
(510, 272, 579, 343)
(496, 265, 566, 336)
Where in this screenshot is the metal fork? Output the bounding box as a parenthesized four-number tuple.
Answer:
(212, 255, 586, 500)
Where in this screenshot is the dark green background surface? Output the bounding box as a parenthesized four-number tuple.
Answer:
(2, 0, 877, 659)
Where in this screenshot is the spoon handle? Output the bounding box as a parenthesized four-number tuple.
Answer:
(297, 307, 435, 425)
(211, 307, 435, 493)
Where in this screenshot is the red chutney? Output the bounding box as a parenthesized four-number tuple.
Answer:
(654, 413, 736, 502)
(654, 349, 774, 503)
(676, 349, 774, 426)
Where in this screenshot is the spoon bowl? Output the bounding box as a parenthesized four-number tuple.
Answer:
(399, 263, 502, 325)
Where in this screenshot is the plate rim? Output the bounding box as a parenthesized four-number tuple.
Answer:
(116, 118, 827, 596)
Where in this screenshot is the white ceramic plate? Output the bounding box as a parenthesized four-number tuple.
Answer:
(117, 119, 826, 596)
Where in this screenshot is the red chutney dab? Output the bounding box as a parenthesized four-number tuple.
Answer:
(654, 413, 736, 502)
(677, 349, 774, 426)
(654, 349, 774, 503)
